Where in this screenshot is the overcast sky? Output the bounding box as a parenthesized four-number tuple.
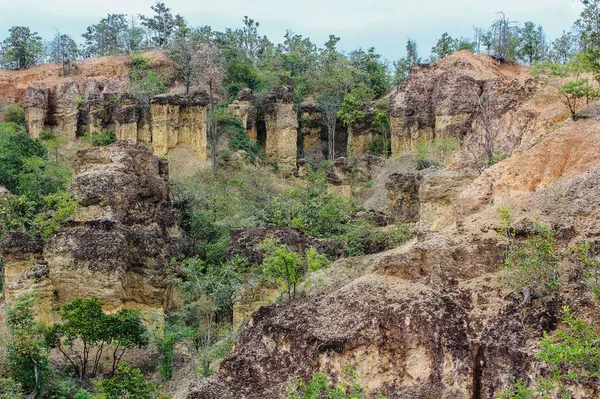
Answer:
(0, 0, 583, 62)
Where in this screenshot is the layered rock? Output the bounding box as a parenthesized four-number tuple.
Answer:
(263, 87, 298, 174)
(389, 51, 536, 158)
(1, 142, 184, 314)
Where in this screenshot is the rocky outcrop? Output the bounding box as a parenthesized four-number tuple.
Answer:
(263, 87, 298, 174)
(299, 99, 326, 164)
(389, 51, 536, 159)
(150, 92, 210, 159)
(385, 172, 423, 223)
(1, 141, 184, 314)
(228, 88, 257, 142)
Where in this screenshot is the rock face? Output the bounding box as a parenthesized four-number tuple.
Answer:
(1, 142, 184, 315)
(389, 51, 536, 159)
(263, 87, 299, 174)
(189, 52, 600, 399)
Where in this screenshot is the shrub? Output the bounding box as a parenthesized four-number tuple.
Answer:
(0, 378, 24, 399)
(572, 240, 600, 301)
(45, 297, 148, 380)
(339, 222, 413, 257)
(85, 130, 117, 147)
(3, 104, 25, 126)
(266, 168, 353, 238)
(502, 220, 559, 296)
(288, 367, 387, 399)
(259, 240, 330, 301)
(414, 138, 459, 170)
(99, 363, 154, 399)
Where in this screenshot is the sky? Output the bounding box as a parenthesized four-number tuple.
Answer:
(0, 0, 584, 63)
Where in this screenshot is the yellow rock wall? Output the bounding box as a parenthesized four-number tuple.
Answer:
(150, 103, 207, 160)
(265, 102, 298, 174)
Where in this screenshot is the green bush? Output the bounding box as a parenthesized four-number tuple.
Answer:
(414, 138, 459, 170)
(260, 239, 330, 301)
(339, 222, 413, 257)
(99, 363, 154, 399)
(266, 168, 353, 238)
(573, 240, 600, 301)
(502, 220, 559, 296)
(0, 378, 24, 399)
(85, 130, 117, 147)
(3, 104, 25, 126)
(288, 367, 387, 399)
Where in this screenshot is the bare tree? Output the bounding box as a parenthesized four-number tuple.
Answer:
(318, 94, 341, 160)
(192, 43, 224, 167)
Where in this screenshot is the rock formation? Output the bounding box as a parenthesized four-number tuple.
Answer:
(188, 52, 600, 398)
(1, 142, 184, 316)
(389, 51, 537, 159)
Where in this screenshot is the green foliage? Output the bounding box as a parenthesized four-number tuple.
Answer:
(260, 240, 329, 301)
(538, 307, 600, 384)
(499, 307, 600, 398)
(81, 14, 130, 58)
(287, 367, 387, 399)
(99, 362, 154, 399)
(337, 95, 365, 126)
(531, 57, 599, 120)
(266, 168, 353, 238)
(172, 256, 242, 376)
(5, 295, 51, 395)
(393, 38, 420, 85)
(339, 222, 413, 257)
(46, 297, 148, 380)
(414, 138, 459, 170)
(128, 56, 167, 104)
(0, 26, 43, 69)
(499, 212, 559, 295)
(173, 167, 281, 263)
(0, 378, 24, 399)
(371, 103, 391, 158)
(3, 104, 25, 126)
(572, 241, 600, 301)
(84, 130, 117, 147)
(0, 122, 75, 239)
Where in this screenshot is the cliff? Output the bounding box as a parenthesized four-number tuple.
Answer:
(1, 141, 184, 319)
(188, 53, 600, 398)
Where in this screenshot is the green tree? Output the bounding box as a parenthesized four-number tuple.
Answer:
(577, 0, 600, 74)
(5, 295, 51, 396)
(47, 31, 78, 75)
(81, 14, 129, 57)
(393, 38, 420, 85)
(531, 57, 598, 120)
(430, 32, 456, 62)
(128, 55, 166, 104)
(550, 30, 578, 64)
(337, 94, 365, 126)
(349, 47, 391, 98)
(139, 1, 185, 48)
(0, 26, 43, 69)
(517, 22, 546, 64)
(3, 104, 25, 126)
(46, 297, 148, 380)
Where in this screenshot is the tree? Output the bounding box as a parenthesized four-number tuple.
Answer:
(47, 31, 78, 76)
(550, 30, 578, 64)
(337, 94, 364, 126)
(517, 22, 546, 64)
(45, 297, 148, 380)
(349, 47, 391, 98)
(430, 32, 456, 62)
(128, 55, 166, 105)
(393, 38, 420, 85)
(318, 94, 342, 160)
(484, 12, 520, 61)
(139, 1, 185, 48)
(260, 239, 329, 301)
(531, 57, 598, 120)
(81, 14, 128, 58)
(5, 295, 51, 397)
(0, 26, 43, 69)
(577, 0, 600, 73)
